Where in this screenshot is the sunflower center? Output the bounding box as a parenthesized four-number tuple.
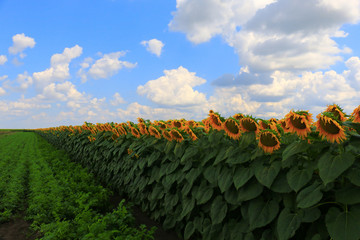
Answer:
(260, 133, 278, 147)
(172, 131, 182, 139)
(290, 116, 306, 129)
(225, 120, 239, 134)
(242, 119, 257, 131)
(320, 118, 340, 134)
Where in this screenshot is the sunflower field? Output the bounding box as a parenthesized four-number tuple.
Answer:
(34, 104, 360, 240)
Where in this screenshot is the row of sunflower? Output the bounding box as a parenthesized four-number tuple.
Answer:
(36, 104, 360, 155)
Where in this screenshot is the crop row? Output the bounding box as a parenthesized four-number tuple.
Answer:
(0, 132, 156, 239)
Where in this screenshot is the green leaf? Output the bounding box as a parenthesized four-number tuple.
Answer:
(180, 197, 195, 220)
(163, 214, 176, 230)
(276, 207, 304, 240)
(218, 166, 233, 193)
(180, 145, 199, 163)
(174, 142, 185, 158)
(213, 147, 227, 165)
(237, 177, 263, 202)
(345, 164, 360, 187)
(248, 196, 279, 230)
(335, 183, 360, 205)
(184, 221, 195, 240)
(296, 180, 323, 209)
(286, 165, 313, 192)
(270, 170, 292, 193)
(194, 182, 213, 205)
(254, 160, 281, 189)
(226, 151, 252, 164)
(166, 160, 179, 175)
(300, 207, 321, 223)
(224, 186, 240, 205)
(325, 205, 360, 240)
(233, 166, 254, 190)
(210, 195, 228, 225)
(318, 152, 355, 186)
(282, 140, 310, 162)
(185, 168, 202, 186)
(203, 165, 217, 186)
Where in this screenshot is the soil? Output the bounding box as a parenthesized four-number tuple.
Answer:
(0, 212, 41, 240)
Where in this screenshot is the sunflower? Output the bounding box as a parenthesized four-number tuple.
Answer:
(209, 113, 224, 131)
(184, 126, 198, 141)
(138, 122, 149, 135)
(171, 120, 183, 129)
(162, 129, 173, 142)
(209, 109, 214, 115)
(325, 104, 347, 122)
(257, 129, 281, 154)
(130, 127, 141, 139)
(259, 119, 280, 135)
(315, 113, 347, 144)
(223, 117, 242, 140)
(284, 110, 313, 140)
(185, 120, 196, 128)
(233, 113, 244, 121)
(239, 116, 260, 135)
(137, 117, 145, 123)
(170, 129, 184, 143)
(279, 119, 290, 133)
(149, 126, 162, 139)
(117, 126, 127, 135)
(351, 105, 360, 123)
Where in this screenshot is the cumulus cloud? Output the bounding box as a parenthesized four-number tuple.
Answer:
(141, 39, 164, 57)
(16, 72, 33, 90)
(170, 0, 360, 72)
(8, 33, 36, 57)
(137, 66, 207, 106)
(32, 45, 82, 90)
(79, 52, 137, 82)
(0, 55, 7, 65)
(0, 75, 8, 81)
(110, 92, 126, 106)
(35, 81, 84, 102)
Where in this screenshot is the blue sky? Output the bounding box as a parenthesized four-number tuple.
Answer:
(1, 0, 360, 129)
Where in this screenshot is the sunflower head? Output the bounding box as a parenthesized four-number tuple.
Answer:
(184, 126, 198, 141)
(185, 120, 196, 128)
(130, 127, 141, 139)
(223, 117, 242, 140)
(284, 110, 313, 139)
(315, 112, 347, 144)
(351, 105, 360, 123)
(170, 128, 184, 143)
(171, 120, 183, 129)
(209, 109, 214, 115)
(233, 113, 244, 121)
(209, 113, 224, 131)
(325, 104, 347, 122)
(256, 129, 281, 154)
(149, 125, 162, 139)
(239, 116, 260, 134)
(137, 117, 145, 123)
(162, 129, 173, 142)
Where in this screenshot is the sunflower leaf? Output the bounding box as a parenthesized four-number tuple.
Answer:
(282, 140, 309, 163)
(325, 205, 360, 240)
(318, 151, 355, 186)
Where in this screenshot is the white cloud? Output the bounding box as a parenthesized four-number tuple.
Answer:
(169, 0, 275, 44)
(8, 33, 36, 56)
(110, 92, 126, 106)
(81, 51, 137, 81)
(0, 75, 8, 81)
(16, 72, 33, 90)
(0, 55, 7, 65)
(35, 81, 84, 102)
(0, 87, 5, 96)
(141, 39, 165, 57)
(32, 45, 82, 90)
(170, 0, 360, 72)
(137, 66, 207, 106)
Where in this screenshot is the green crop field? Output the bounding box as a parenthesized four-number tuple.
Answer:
(0, 131, 156, 240)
